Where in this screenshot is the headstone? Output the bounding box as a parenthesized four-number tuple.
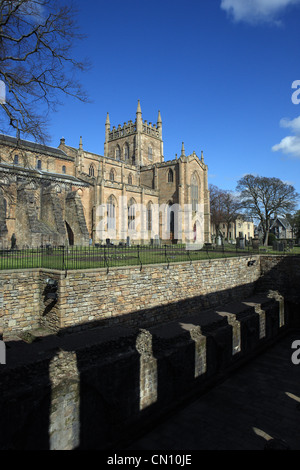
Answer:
(239, 237, 245, 249)
(11, 233, 16, 250)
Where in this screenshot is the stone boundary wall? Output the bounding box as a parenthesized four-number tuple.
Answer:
(1, 255, 261, 337)
(0, 270, 41, 336)
(0, 290, 289, 450)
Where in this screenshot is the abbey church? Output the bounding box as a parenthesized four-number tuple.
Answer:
(0, 101, 211, 248)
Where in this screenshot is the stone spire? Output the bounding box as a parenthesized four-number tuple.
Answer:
(136, 100, 142, 134)
(136, 99, 142, 115)
(201, 150, 204, 162)
(79, 136, 83, 150)
(104, 112, 110, 158)
(157, 110, 162, 124)
(181, 142, 185, 157)
(157, 110, 162, 141)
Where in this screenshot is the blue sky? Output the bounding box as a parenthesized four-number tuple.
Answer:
(47, 0, 300, 199)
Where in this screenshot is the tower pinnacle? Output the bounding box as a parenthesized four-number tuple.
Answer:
(181, 142, 185, 157)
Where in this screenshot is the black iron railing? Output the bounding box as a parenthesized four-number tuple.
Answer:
(0, 242, 295, 271)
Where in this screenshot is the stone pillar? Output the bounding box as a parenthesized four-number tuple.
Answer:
(136, 329, 157, 411)
(49, 350, 80, 450)
(190, 326, 207, 378)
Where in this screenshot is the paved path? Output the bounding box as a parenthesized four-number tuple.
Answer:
(124, 332, 300, 450)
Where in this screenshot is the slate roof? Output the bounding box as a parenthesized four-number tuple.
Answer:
(0, 134, 73, 160)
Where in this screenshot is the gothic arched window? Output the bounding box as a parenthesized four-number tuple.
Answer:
(167, 169, 174, 183)
(109, 169, 115, 181)
(36, 159, 42, 170)
(124, 144, 129, 161)
(148, 146, 153, 161)
(128, 173, 133, 185)
(191, 173, 199, 212)
(128, 198, 136, 230)
(107, 195, 116, 230)
(89, 164, 95, 177)
(62, 165, 66, 174)
(147, 202, 152, 232)
(115, 145, 120, 160)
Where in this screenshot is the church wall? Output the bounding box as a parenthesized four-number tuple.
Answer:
(140, 168, 154, 189)
(157, 163, 178, 205)
(140, 134, 162, 165)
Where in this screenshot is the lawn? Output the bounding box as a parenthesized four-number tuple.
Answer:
(1, 243, 299, 271)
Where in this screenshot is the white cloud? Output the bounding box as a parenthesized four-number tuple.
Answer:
(220, 0, 300, 25)
(272, 115, 300, 158)
(272, 135, 300, 158)
(279, 116, 300, 133)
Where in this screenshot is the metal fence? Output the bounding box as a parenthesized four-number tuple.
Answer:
(0, 243, 297, 272)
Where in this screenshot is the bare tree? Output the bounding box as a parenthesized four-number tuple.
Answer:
(236, 174, 299, 246)
(209, 184, 226, 241)
(222, 190, 242, 239)
(0, 0, 90, 144)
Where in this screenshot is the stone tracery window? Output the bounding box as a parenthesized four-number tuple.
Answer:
(191, 173, 199, 212)
(116, 145, 121, 160)
(89, 164, 95, 177)
(107, 195, 116, 230)
(109, 169, 115, 181)
(124, 143, 129, 161)
(128, 198, 136, 230)
(167, 169, 174, 183)
(148, 146, 153, 161)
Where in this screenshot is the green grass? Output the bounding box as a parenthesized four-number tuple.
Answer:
(1, 244, 300, 271)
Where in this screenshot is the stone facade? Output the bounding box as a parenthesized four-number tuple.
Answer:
(1, 256, 261, 338)
(0, 102, 211, 248)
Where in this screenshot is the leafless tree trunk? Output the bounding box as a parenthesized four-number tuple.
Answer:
(0, 0, 90, 144)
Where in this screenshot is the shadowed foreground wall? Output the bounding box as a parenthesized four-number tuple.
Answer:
(0, 255, 299, 450)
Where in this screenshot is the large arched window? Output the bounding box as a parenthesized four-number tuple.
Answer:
(109, 169, 115, 182)
(167, 169, 174, 183)
(115, 145, 121, 160)
(146, 202, 152, 232)
(128, 198, 136, 230)
(107, 195, 116, 230)
(124, 143, 129, 161)
(191, 173, 199, 212)
(89, 164, 95, 177)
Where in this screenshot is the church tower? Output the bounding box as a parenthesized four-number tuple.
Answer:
(104, 101, 164, 166)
